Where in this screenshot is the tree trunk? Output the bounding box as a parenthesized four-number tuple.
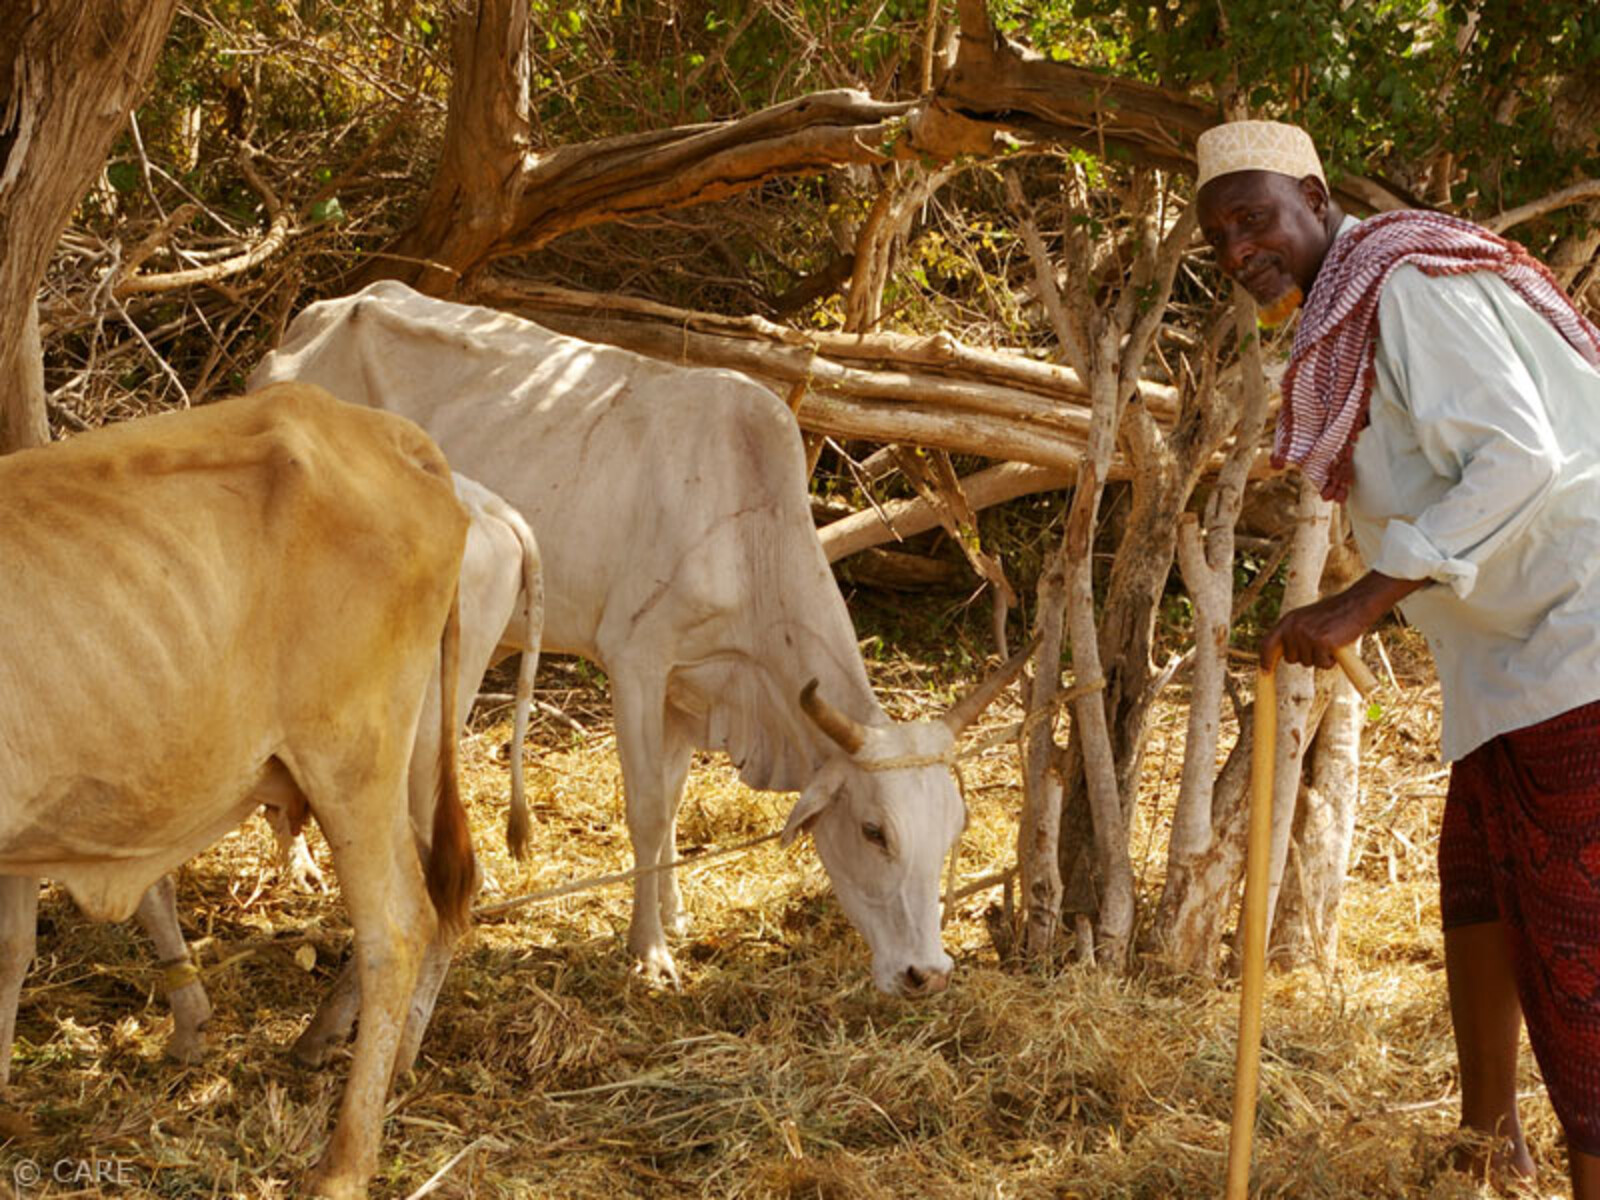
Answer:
(1274, 664, 1362, 967)
(1155, 299, 1273, 972)
(1042, 184, 1201, 969)
(1019, 544, 1068, 960)
(1272, 528, 1368, 966)
(354, 0, 531, 295)
(0, 0, 180, 450)
(1261, 477, 1334, 944)
(1063, 353, 1135, 967)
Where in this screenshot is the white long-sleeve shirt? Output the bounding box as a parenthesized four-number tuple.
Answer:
(1342, 218, 1600, 760)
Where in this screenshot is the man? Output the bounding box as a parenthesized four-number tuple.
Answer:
(1195, 119, 1600, 1196)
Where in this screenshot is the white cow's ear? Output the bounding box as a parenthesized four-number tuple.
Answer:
(781, 775, 842, 847)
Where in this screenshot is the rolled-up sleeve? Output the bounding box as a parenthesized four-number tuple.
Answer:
(1368, 267, 1561, 598)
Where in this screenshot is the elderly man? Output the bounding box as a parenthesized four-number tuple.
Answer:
(1195, 119, 1600, 1196)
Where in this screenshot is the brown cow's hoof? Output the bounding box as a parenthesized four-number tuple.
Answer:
(164, 1030, 209, 1065)
(291, 1027, 337, 1069)
(306, 1164, 367, 1200)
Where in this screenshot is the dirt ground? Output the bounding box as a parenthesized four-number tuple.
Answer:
(0, 636, 1564, 1199)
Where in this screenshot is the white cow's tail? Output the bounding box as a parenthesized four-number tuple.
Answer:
(505, 507, 544, 861)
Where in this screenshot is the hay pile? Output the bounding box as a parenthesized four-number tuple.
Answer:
(0, 639, 1560, 1198)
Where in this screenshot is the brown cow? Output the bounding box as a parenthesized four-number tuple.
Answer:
(0, 383, 471, 1199)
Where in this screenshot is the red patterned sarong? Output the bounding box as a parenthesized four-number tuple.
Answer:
(1439, 698, 1600, 1154)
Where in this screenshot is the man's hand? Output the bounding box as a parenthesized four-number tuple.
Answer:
(1261, 571, 1427, 670)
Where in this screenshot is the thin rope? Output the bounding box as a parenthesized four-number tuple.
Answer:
(473, 830, 783, 919)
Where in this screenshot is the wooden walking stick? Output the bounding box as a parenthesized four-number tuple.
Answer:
(1225, 643, 1379, 1199)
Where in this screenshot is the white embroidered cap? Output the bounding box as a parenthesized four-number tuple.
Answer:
(1195, 120, 1326, 190)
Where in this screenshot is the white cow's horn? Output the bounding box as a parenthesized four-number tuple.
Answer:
(800, 678, 868, 754)
(941, 636, 1039, 735)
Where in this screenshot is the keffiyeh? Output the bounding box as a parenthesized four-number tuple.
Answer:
(1276, 210, 1600, 501)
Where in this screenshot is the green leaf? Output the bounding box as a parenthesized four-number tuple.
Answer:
(106, 162, 140, 194)
(308, 197, 345, 224)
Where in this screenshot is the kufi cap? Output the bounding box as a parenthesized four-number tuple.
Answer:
(1195, 120, 1326, 190)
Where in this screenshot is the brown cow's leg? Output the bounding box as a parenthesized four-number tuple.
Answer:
(305, 783, 432, 1200)
(0, 876, 38, 1086)
(391, 935, 457, 1079)
(293, 960, 362, 1068)
(133, 875, 212, 1063)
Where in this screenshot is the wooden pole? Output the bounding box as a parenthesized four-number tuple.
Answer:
(1225, 643, 1376, 1198)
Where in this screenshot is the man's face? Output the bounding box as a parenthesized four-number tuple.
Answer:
(1196, 171, 1334, 310)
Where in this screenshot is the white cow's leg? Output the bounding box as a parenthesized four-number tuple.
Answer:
(305, 785, 431, 1200)
(133, 875, 212, 1064)
(0, 876, 38, 1086)
(655, 715, 695, 940)
(614, 671, 680, 986)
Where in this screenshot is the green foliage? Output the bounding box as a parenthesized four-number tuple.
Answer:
(104, 163, 141, 195)
(307, 196, 344, 224)
(521, 1, 946, 137)
(994, 0, 1600, 239)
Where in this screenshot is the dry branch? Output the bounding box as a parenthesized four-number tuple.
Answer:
(1486, 178, 1600, 234)
(818, 461, 1074, 561)
(114, 144, 291, 296)
(475, 275, 1206, 472)
(477, 277, 1180, 413)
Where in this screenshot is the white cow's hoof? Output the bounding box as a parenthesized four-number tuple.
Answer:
(631, 945, 682, 990)
(662, 911, 693, 939)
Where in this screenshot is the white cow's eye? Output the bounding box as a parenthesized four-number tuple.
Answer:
(861, 822, 888, 848)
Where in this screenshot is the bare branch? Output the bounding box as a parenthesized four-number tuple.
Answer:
(1003, 168, 1091, 383)
(114, 144, 291, 297)
(1486, 178, 1600, 234)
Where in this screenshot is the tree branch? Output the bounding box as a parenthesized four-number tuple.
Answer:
(1486, 178, 1600, 234)
(114, 144, 290, 297)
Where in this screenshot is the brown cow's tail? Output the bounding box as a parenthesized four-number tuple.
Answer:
(427, 586, 476, 936)
(505, 510, 544, 861)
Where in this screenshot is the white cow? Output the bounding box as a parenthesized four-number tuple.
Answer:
(252, 280, 1025, 998)
(57, 470, 544, 1067)
(0, 384, 472, 1199)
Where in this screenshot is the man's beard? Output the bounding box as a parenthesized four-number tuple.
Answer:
(1256, 284, 1305, 328)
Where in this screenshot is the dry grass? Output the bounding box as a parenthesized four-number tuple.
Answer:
(0, 636, 1568, 1199)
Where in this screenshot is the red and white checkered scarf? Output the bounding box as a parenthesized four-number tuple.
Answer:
(1276, 209, 1600, 501)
